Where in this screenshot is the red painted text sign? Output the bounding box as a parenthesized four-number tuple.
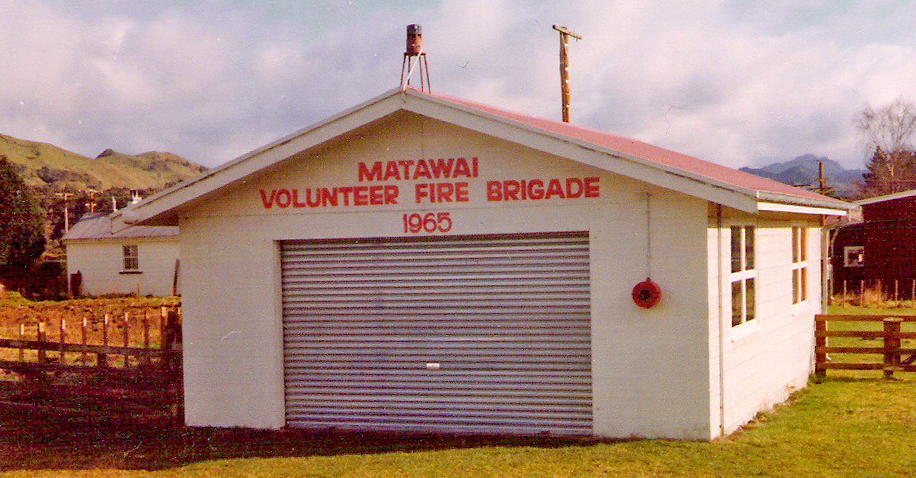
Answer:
(258, 157, 601, 209)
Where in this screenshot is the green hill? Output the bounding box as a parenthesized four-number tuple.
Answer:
(0, 133, 207, 191)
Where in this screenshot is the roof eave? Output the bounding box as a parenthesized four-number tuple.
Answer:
(853, 189, 916, 206)
(404, 90, 856, 216)
(756, 191, 853, 215)
(115, 87, 853, 226)
(401, 91, 762, 213)
(115, 87, 409, 228)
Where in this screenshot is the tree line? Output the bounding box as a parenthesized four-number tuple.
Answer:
(856, 98, 916, 198)
(0, 155, 162, 298)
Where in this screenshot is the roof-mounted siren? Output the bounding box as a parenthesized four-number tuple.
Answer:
(400, 24, 431, 92)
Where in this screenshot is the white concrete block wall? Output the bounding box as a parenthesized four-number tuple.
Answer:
(177, 114, 715, 439)
(66, 238, 180, 297)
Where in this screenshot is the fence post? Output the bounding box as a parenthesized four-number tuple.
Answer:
(160, 306, 167, 350)
(81, 317, 88, 365)
(166, 307, 184, 427)
(100, 314, 109, 368)
(883, 318, 903, 379)
(37, 322, 46, 364)
(18, 322, 24, 362)
(815, 317, 827, 382)
(59, 319, 66, 365)
(843, 280, 848, 307)
(143, 310, 151, 366)
(123, 312, 131, 368)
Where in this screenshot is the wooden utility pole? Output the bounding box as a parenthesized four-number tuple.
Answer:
(88, 189, 97, 214)
(553, 25, 582, 123)
(818, 161, 827, 195)
(55, 192, 75, 232)
(818, 161, 830, 308)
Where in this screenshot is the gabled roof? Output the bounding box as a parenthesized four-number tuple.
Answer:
(63, 213, 178, 241)
(854, 189, 916, 206)
(116, 87, 851, 227)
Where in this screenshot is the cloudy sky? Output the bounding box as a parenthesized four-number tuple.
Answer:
(3, 1, 916, 170)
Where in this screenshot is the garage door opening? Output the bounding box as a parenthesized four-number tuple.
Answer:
(280, 232, 592, 435)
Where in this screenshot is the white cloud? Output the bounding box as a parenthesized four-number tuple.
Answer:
(0, 0, 915, 171)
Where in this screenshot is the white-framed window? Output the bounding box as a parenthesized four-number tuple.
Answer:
(123, 244, 139, 271)
(844, 245, 864, 268)
(730, 225, 756, 327)
(792, 227, 808, 304)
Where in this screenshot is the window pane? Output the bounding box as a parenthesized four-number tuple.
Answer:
(732, 280, 743, 326)
(800, 228, 807, 262)
(746, 278, 755, 322)
(792, 227, 799, 263)
(123, 245, 138, 270)
(793, 269, 800, 304)
(731, 226, 742, 273)
(844, 246, 864, 267)
(744, 226, 755, 270)
(800, 267, 808, 301)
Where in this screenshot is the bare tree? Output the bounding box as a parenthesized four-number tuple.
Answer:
(855, 97, 916, 197)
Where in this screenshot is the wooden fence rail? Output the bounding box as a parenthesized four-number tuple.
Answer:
(0, 305, 183, 424)
(815, 314, 916, 380)
(0, 338, 180, 379)
(0, 306, 181, 373)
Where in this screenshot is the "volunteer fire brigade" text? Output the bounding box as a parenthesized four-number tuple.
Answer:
(258, 157, 601, 209)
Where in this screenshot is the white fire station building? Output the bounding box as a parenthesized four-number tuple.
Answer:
(117, 88, 851, 440)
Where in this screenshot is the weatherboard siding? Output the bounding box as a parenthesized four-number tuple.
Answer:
(66, 237, 179, 297)
(707, 215, 821, 434)
(178, 114, 714, 439)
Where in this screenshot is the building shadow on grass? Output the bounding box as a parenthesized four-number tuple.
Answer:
(0, 407, 631, 471)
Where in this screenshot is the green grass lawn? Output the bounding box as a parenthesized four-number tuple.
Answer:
(5, 377, 915, 478)
(2, 307, 914, 477)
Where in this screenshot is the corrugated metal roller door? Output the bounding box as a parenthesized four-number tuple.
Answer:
(280, 232, 592, 435)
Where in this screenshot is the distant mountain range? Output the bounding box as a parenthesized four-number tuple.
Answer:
(740, 154, 865, 198)
(0, 133, 206, 191)
(0, 132, 865, 201)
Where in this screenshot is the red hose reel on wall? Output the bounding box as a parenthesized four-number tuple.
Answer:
(632, 278, 662, 309)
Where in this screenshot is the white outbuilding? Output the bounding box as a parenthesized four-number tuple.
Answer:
(63, 213, 180, 297)
(116, 88, 851, 440)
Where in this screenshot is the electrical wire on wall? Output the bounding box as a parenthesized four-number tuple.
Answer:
(646, 192, 652, 278)
(633, 192, 662, 308)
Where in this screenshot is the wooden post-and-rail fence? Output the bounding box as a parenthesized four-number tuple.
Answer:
(0, 306, 181, 375)
(0, 305, 183, 424)
(815, 314, 916, 380)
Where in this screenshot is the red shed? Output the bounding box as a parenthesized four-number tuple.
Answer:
(833, 189, 916, 298)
